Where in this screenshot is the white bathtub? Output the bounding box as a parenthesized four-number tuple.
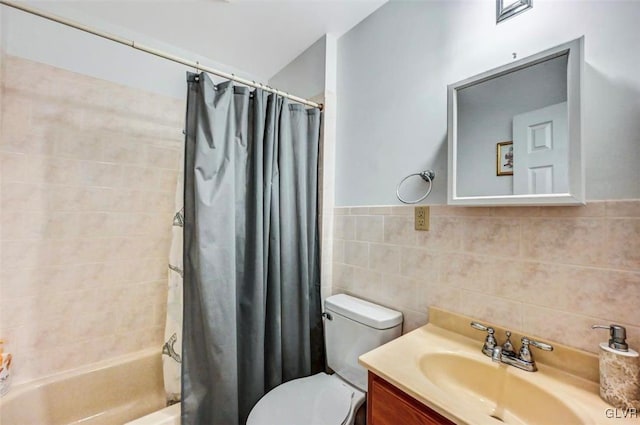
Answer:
(125, 403, 180, 425)
(0, 348, 166, 425)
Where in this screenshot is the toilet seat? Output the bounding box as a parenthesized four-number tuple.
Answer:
(246, 373, 365, 425)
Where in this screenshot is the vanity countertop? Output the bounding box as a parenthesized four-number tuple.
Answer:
(359, 310, 638, 425)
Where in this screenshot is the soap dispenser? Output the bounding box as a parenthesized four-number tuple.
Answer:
(592, 324, 640, 409)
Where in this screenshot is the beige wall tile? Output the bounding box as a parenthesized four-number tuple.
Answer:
(334, 215, 355, 240)
(423, 280, 460, 314)
(462, 217, 521, 257)
(603, 271, 640, 325)
(416, 216, 462, 251)
(157, 169, 179, 190)
(355, 215, 383, 242)
(121, 165, 160, 189)
(605, 200, 640, 218)
(1, 56, 177, 384)
(369, 206, 392, 215)
(1, 152, 28, 182)
(344, 241, 369, 268)
(384, 215, 415, 245)
(332, 263, 354, 290)
(607, 219, 640, 269)
(146, 146, 181, 169)
(369, 243, 400, 274)
(390, 206, 413, 216)
(332, 239, 345, 264)
(332, 202, 640, 355)
(459, 292, 523, 331)
(401, 310, 428, 334)
(489, 206, 541, 217)
(79, 161, 123, 187)
(400, 247, 438, 281)
(0, 183, 47, 211)
(102, 140, 147, 165)
(349, 207, 369, 215)
(25, 156, 83, 185)
(428, 205, 455, 217)
(538, 202, 605, 217)
(521, 218, 607, 266)
(492, 261, 558, 306)
(352, 267, 382, 296)
(379, 274, 422, 312)
(521, 305, 600, 353)
(439, 253, 495, 294)
(53, 129, 103, 161)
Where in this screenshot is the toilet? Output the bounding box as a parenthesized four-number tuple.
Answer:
(247, 294, 403, 425)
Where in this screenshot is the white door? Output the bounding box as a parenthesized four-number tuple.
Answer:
(512, 102, 568, 195)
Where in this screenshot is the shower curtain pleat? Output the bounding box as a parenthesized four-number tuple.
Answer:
(181, 72, 324, 425)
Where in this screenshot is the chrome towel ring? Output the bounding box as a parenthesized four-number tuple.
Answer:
(396, 170, 436, 204)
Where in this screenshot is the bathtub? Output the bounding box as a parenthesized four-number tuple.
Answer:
(125, 403, 180, 425)
(0, 348, 166, 425)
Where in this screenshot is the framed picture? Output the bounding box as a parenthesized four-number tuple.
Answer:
(496, 0, 533, 24)
(497, 141, 513, 176)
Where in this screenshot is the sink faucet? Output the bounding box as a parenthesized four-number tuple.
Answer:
(471, 322, 553, 372)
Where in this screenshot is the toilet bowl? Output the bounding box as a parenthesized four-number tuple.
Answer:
(246, 373, 365, 425)
(246, 294, 403, 425)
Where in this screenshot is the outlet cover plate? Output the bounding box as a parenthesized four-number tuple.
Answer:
(414, 206, 430, 231)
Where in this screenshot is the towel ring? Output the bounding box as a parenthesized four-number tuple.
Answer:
(396, 170, 435, 204)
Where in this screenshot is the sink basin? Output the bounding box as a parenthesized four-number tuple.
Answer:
(419, 353, 587, 425)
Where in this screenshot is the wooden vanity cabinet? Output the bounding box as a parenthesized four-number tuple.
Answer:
(367, 372, 456, 425)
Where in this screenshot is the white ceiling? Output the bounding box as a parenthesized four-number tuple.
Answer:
(25, 0, 386, 81)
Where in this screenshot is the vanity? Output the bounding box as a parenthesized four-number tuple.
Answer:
(367, 372, 454, 425)
(360, 308, 638, 425)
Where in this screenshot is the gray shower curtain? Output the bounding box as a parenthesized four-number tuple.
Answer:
(182, 72, 324, 425)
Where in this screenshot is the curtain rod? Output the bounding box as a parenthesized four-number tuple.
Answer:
(0, 0, 323, 110)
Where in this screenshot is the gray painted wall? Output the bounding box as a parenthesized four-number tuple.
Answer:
(336, 1, 640, 205)
(456, 55, 567, 197)
(269, 36, 326, 100)
(1, 4, 258, 99)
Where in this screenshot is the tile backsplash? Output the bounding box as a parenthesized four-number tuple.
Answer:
(0, 56, 183, 384)
(331, 203, 640, 354)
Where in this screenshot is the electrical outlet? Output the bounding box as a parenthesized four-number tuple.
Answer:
(414, 206, 430, 231)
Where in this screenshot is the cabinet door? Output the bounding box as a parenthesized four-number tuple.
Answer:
(367, 372, 455, 425)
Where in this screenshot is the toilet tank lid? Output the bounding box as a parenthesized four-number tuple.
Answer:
(324, 294, 403, 330)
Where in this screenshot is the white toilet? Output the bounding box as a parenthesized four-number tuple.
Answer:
(247, 294, 403, 425)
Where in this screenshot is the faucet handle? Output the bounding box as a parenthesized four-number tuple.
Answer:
(526, 337, 554, 352)
(470, 321, 493, 333)
(470, 322, 497, 357)
(519, 337, 553, 364)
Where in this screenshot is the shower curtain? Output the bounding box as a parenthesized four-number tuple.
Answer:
(181, 72, 324, 425)
(162, 163, 184, 403)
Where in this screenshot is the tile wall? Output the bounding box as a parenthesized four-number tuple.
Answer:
(0, 56, 183, 384)
(332, 203, 640, 354)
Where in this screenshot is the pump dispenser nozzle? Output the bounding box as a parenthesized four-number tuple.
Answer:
(592, 324, 629, 352)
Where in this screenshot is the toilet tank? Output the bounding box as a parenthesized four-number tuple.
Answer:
(324, 294, 403, 392)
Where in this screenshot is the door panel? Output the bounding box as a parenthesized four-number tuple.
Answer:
(513, 102, 568, 195)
